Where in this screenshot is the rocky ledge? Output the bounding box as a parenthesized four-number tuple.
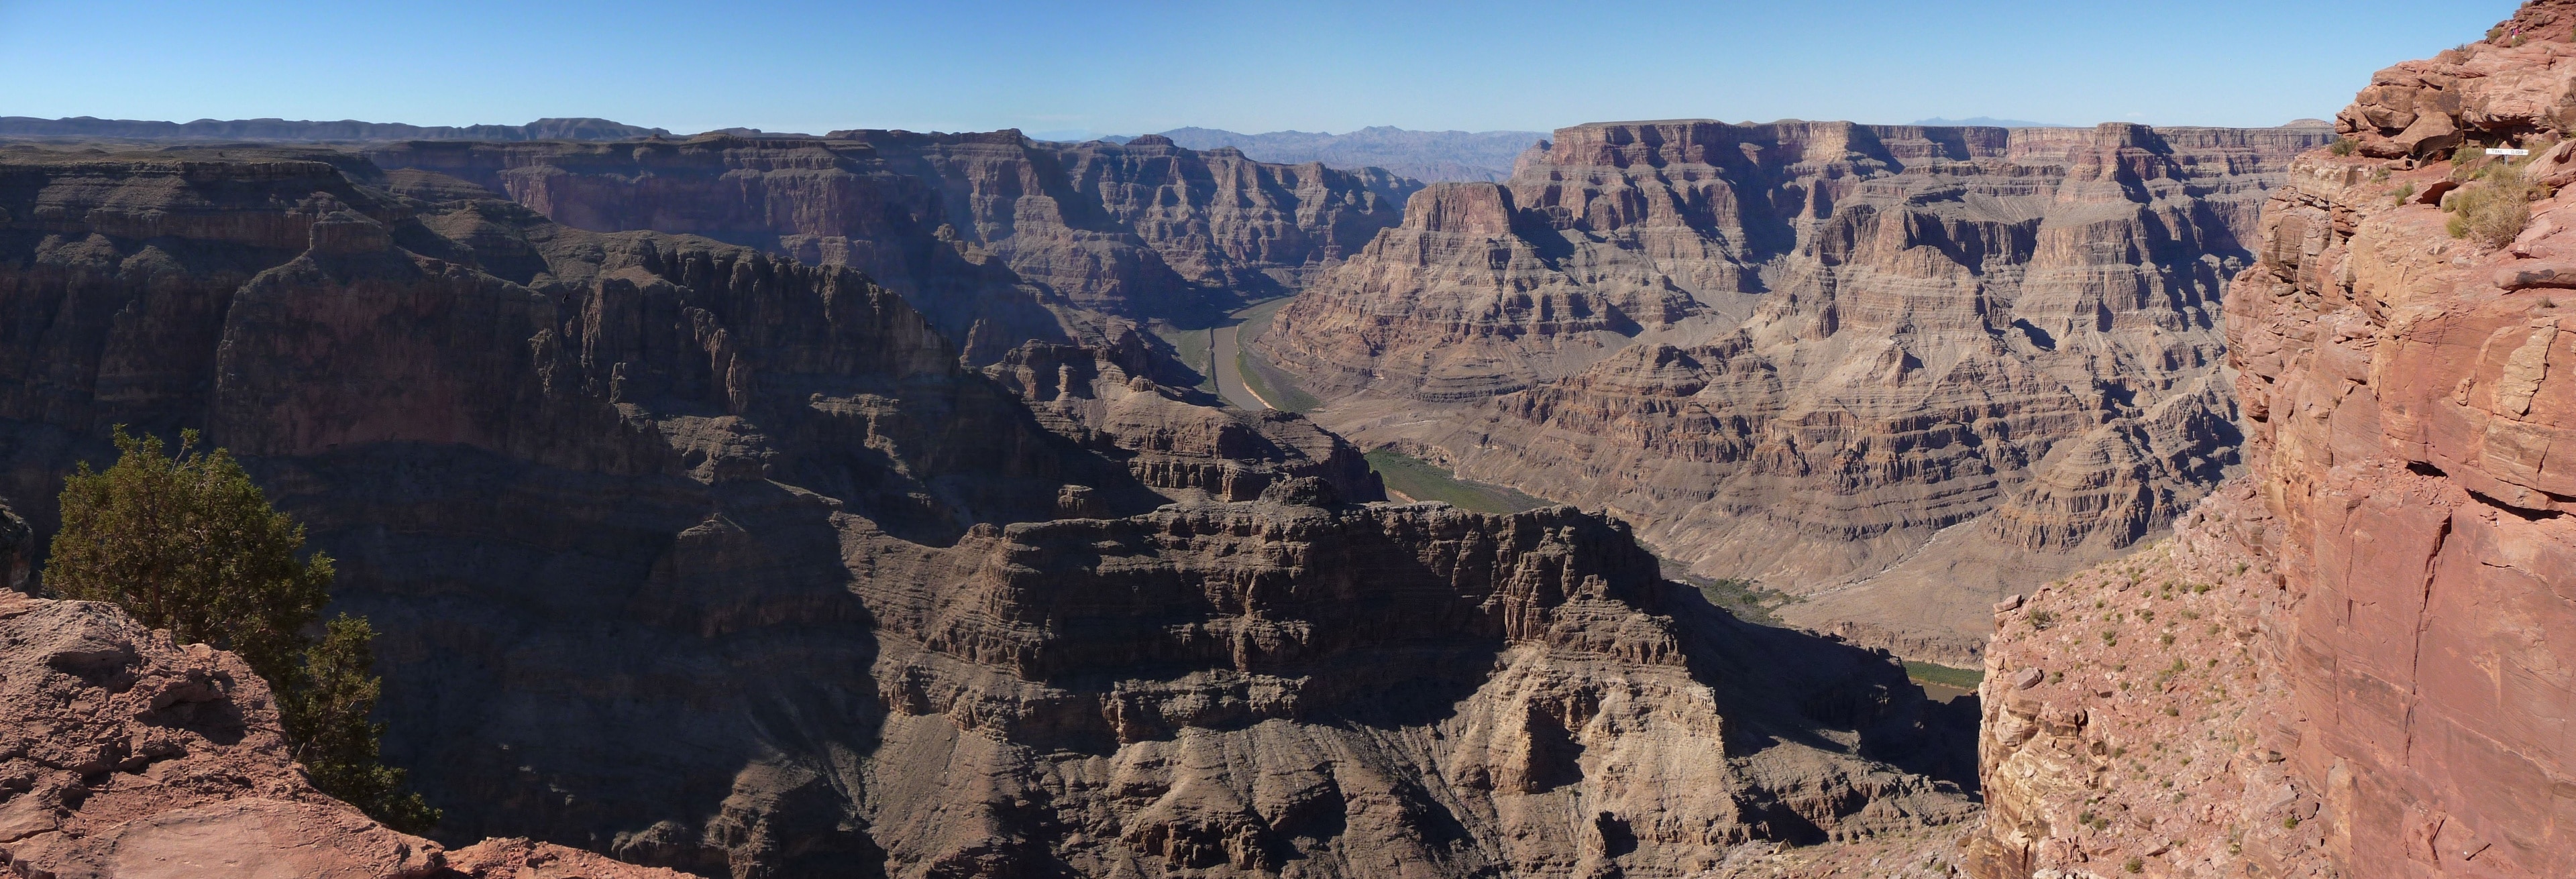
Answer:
(0, 590, 687, 878)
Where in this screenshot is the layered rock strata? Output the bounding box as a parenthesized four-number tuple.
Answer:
(366, 131, 1418, 363)
(1259, 120, 2332, 662)
(0, 590, 687, 878)
(1972, 5, 2576, 874)
(0, 143, 1974, 877)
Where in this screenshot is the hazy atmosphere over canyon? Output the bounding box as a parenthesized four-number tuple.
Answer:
(0, 1, 2567, 878)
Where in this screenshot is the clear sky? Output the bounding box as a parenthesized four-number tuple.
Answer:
(0, 0, 2518, 137)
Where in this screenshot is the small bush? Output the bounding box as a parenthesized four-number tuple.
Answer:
(2448, 179, 2536, 249)
(2396, 182, 2417, 205)
(2126, 856, 2145, 874)
(2329, 137, 2357, 157)
(2285, 815, 2302, 829)
(2030, 609, 2057, 630)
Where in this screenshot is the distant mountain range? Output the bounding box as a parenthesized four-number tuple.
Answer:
(1148, 127, 1548, 182)
(1909, 117, 2077, 128)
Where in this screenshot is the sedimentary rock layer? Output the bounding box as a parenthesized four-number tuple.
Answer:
(1258, 119, 2331, 662)
(366, 131, 1418, 363)
(0, 143, 1971, 877)
(1972, 5, 2576, 874)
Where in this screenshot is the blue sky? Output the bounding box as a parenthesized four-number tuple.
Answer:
(0, 1, 2517, 136)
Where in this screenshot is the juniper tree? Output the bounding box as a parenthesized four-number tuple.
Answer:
(48, 428, 437, 831)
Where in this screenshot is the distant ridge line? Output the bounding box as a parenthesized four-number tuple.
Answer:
(0, 115, 672, 143)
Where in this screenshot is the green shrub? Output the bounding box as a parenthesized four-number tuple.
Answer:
(2396, 182, 2417, 205)
(2329, 137, 2357, 157)
(2126, 856, 2145, 874)
(2448, 178, 2536, 249)
(48, 428, 437, 831)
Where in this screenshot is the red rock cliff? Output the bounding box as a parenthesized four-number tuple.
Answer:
(1971, 3, 2576, 874)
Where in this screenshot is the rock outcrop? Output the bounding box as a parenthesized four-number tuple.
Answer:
(0, 590, 688, 878)
(364, 131, 1418, 363)
(1971, 4, 2576, 874)
(0, 143, 1974, 877)
(1258, 120, 2330, 663)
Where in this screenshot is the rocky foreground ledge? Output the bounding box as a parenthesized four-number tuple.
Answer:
(0, 589, 689, 878)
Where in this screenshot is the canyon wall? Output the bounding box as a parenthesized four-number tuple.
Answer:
(366, 132, 1419, 364)
(1972, 3, 2576, 874)
(0, 143, 1973, 878)
(1256, 119, 2333, 664)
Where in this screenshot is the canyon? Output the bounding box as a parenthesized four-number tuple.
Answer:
(6, 0, 2572, 874)
(0, 138, 1977, 877)
(1254, 118, 2334, 664)
(1971, 3, 2576, 875)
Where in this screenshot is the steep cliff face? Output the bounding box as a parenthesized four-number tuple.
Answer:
(0, 143, 1972, 878)
(1972, 4, 2576, 875)
(1258, 121, 2329, 663)
(366, 131, 1417, 363)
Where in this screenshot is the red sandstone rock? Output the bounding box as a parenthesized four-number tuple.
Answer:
(445, 839, 697, 878)
(1972, 4, 2576, 874)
